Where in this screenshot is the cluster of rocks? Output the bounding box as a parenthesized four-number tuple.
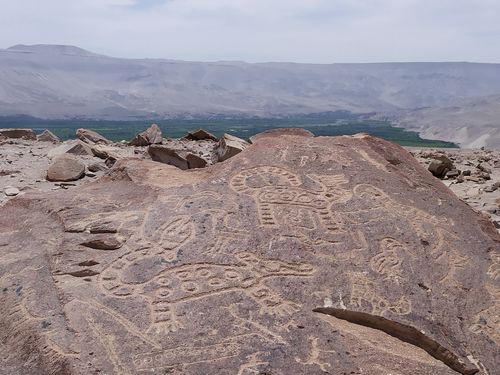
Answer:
(411, 148, 500, 231)
(1, 125, 250, 204)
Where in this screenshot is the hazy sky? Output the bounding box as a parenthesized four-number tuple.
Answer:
(1, 0, 499, 63)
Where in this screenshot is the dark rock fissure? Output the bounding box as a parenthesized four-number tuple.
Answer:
(313, 307, 479, 375)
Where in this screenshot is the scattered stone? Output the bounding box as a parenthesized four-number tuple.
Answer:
(4, 187, 20, 196)
(0, 128, 37, 140)
(76, 128, 111, 145)
(445, 169, 460, 178)
(484, 182, 500, 192)
(462, 170, 471, 176)
(477, 163, 492, 174)
(217, 133, 249, 162)
(105, 157, 117, 168)
(37, 129, 61, 143)
(80, 236, 123, 250)
(47, 140, 93, 158)
(186, 153, 207, 169)
(428, 155, 454, 178)
(87, 162, 108, 173)
(85, 171, 96, 178)
(129, 124, 163, 146)
(46, 155, 86, 182)
(148, 146, 189, 170)
(184, 128, 218, 141)
(456, 175, 465, 183)
(479, 172, 491, 180)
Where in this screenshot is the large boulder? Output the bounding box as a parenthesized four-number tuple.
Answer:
(217, 133, 250, 161)
(37, 129, 61, 143)
(0, 131, 498, 375)
(0, 128, 37, 140)
(129, 124, 163, 146)
(148, 145, 207, 170)
(46, 154, 86, 182)
(76, 128, 111, 145)
(184, 128, 218, 141)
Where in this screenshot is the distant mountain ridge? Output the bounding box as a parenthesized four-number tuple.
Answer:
(1, 44, 500, 147)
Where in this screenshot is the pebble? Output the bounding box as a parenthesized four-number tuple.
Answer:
(4, 187, 20, 196)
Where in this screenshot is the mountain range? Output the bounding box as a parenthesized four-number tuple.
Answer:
(1, 44, 499, 147)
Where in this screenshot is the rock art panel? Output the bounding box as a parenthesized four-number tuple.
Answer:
(0, 131, 498, 374)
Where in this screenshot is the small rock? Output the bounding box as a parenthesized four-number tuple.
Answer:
(217, 134, 249, 162)
(184, 128, 218, 141)
(129, 124, 163, 146)
(4, 187, 20, 196)
(80, 236, 123, 250)
(37, 129, 61, 143)
(47, 140, 93, 158)
(428, 156, 454, 178)
(47, 155, 86, 182)
(85, 171, 96, 177)
(462, 170, 471, 176)
(445, 169, 460, 178)
(479, 172, 491, 180)
(76, 129, 111, 145)
(88, 162, 108, 173)
(105, 157, 117, 168)
(477, 163, 492, 174)
(186, 153, 207, 169)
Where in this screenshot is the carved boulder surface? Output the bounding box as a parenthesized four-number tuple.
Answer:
(0, 133, 498, 375)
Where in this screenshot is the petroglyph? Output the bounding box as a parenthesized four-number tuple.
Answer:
(230, 166, 351, 232)
(99, 251, 314, 336)
(133, 335, 250, 371)
(370, 238, 408, 284)
(295, 337, 336, 372)
(349, 273, 411, 316)
(487, 252, 500, 281)
(237, 353, 269, 375)
(0, 284, 75, 373)
(469, 284, 500, 345)
(438, 251, 470, 287)
(2, 133, 498, 374)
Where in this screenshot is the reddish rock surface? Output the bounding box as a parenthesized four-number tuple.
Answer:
(0, 132, 498, 375)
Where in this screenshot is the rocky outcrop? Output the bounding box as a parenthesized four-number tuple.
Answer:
(217, 133, 249, 161)
(37, 129, 61, 143)
(249, 127, 314, 143)
(46, 154, 86, 182)
(76, 128, 111, 145)
(0, 131, 499, 375)
(129, 124, 163, 146)
(0, 128, 37, 140)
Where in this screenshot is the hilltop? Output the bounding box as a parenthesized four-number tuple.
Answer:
(1, 44, 500, 147)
